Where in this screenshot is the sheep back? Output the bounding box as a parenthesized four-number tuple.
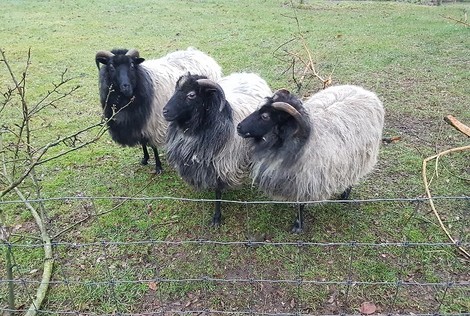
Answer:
(252, 85, 384, 202)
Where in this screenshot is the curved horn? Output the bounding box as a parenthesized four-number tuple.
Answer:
(95, 50, 115, 70)
(196, 79, 226, 112)
(271, 102, 309, 138)
(125, 49, 140, 58)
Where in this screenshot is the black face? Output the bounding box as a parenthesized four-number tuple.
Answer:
(237, 89, 305, 141)
(237, 106, 281, 139)
(162, 74, 207, 123)
(98, 52, 145, 98)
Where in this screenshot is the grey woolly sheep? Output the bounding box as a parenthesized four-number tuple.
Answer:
(237, 85, 385, 233)
(95, 47, 222, 173)
(163, 72, 272, 226)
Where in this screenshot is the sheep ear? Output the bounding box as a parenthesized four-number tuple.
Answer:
(277, 88, 291, 95)
(273, 89, 291, 100)
(272, 102, 309, 138)
(135, 57, 145, 64)
(196, 79, 226, 112)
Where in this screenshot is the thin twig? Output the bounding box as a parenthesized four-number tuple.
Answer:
(1, 132, 54, 316)
(422, 145, 470, 260)
(273, 3, 333, 93)
(52, 214, 91, 240)
(53, 175, 157, 239)
(440, 14, 470, 27)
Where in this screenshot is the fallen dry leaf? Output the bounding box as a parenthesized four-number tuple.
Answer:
(360, 301, 377, 315)
(148, 281, 158, 291)
(382, 136, 401, 144)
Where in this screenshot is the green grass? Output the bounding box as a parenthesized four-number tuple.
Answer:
(1, 0, 469, 314)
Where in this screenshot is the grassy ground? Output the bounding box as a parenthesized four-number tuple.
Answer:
(1, 0, 469, 314)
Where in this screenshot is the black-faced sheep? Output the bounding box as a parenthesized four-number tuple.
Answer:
(237, 85, 385, 233)
(95, 47, 222, 173)
(163, 72, 272, 226)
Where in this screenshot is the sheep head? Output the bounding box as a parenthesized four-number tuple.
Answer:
(237, 89, 311, 141)
(96, 49, 145, 97)
(163, 73, 228, 125)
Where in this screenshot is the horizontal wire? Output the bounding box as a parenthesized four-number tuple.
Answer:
(1, 277, 468, 287)
(2, 308, 468, 316)
(2, 239, 469, 248)
(0, 194, 469, 205)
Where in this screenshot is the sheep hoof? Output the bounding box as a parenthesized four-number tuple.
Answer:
(210, 218, 222, 228)
(154, 167, 164, 175)
(340, 186, 352, 200)
(140, 158, 149, 166)
(291, 220, 304, 234)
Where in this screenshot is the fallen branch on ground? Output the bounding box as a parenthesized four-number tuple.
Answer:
(444, 115, 470, 137)
(422, 145, 470, 260)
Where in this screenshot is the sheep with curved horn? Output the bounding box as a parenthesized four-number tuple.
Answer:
(163, 72, 272, 226)
(237, 85, 385, 233)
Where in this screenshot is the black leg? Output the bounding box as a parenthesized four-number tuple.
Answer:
(152, 146, 163, 174)
(291, 204, 304, 234)
(340, 186, 352, 200)
(141, 143, 150, 165)
(211, 189, 222, 227)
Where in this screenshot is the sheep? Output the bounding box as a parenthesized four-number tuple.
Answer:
(95, 47, 222, 173)
(163, 72, 272, 226)
(237, 85, 385, 233)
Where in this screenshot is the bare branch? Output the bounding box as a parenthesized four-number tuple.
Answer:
(440, 14, 470, 27)
(273, 2, 334, 95)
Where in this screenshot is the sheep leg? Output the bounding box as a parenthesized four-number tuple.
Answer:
(211, 189, 222, 227)
(291, 204, 305, 234)
(151, 146, 163, 174)
(340, 186, 352, 200)
(140, 144, 150, 165)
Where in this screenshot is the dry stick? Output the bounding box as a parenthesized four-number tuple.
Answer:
(299, 35, 332, 88)
(422, 145, 470, 260)
(440, 14, 470, 27)
(444, 115, 470, 137)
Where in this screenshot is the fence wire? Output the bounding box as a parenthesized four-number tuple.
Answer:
(1, 195, 469, 315)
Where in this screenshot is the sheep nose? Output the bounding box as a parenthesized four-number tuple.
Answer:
(120, 83, 133, 97)
(236, 124, 247, 137)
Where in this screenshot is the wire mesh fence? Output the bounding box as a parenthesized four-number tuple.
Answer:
(1, 195, 469, 315)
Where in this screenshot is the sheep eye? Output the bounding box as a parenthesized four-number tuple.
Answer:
(261, 112, 270, 121)
(187, 91, 196, 100)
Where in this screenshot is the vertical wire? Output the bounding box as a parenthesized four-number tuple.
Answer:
(296, 239, 304, 316)
(100, 241, 121, 314)
(343, 241, 356, 314)
(5, 241, 16, 314)
(152, 238, 164, 316)
(8, 241, 38, 313)
(246, 200, 255, 316)
(53, 242, 81, 315)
